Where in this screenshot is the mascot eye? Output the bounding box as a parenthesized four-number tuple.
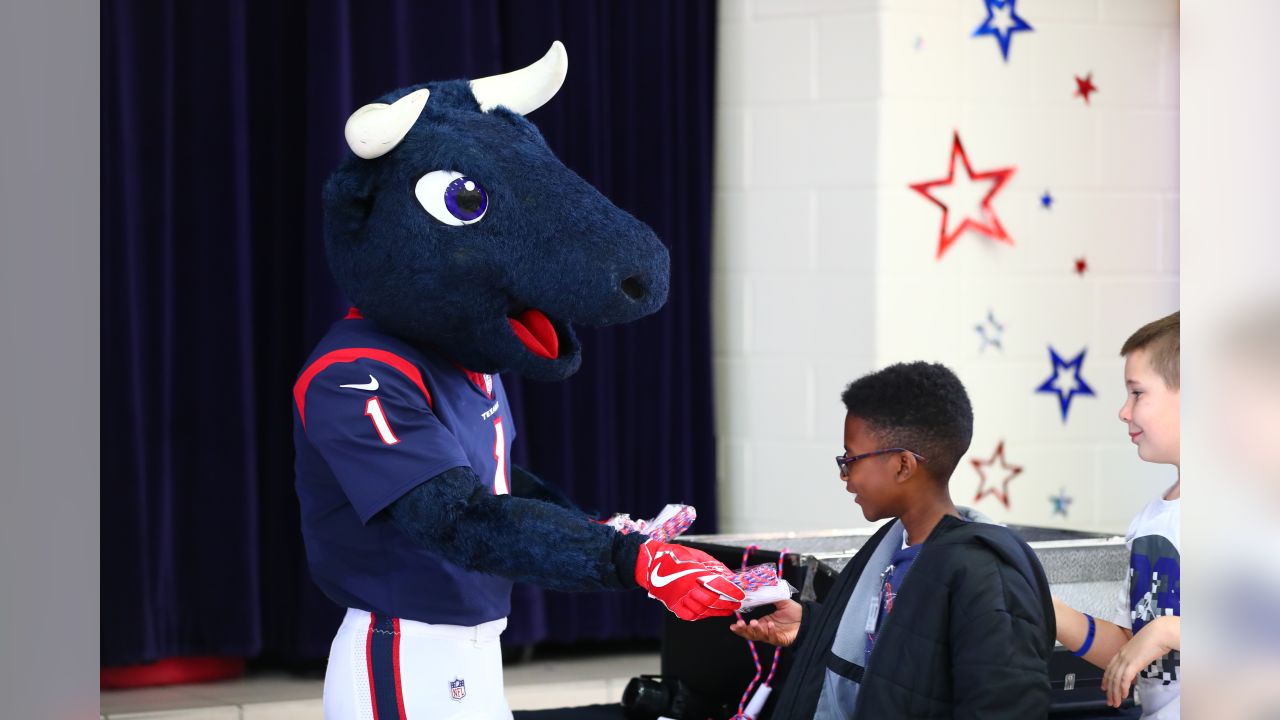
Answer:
(415, 170, 489, 226)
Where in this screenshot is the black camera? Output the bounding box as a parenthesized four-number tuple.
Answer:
(621, 674, 722, 720)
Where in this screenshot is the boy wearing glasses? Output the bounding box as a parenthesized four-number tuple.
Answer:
(731, 362, 1054, 719)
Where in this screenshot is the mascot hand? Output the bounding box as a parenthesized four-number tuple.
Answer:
(634, 541, 745, 621)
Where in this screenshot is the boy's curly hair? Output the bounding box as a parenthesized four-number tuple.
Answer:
(841, 362, 973, 482)
(1120, 311, 1179, 389)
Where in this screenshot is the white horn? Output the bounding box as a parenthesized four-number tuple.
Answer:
(469, 41, 567, 115)
(343, 88, 430, 160)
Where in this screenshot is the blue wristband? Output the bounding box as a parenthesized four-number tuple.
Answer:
(1072, 614, 1096, 657)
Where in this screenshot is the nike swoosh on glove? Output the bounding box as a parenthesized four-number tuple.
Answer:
(635, 540, 745, 621)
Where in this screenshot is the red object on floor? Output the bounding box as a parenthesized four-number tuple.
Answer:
(101, 656, 245, 689)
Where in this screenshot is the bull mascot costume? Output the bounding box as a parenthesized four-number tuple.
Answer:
(291, 42, 744, 718)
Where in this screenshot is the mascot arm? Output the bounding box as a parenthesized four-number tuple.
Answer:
(509, 464, 582, 513)
(387, 467, 745, 619)
(387, 466, 644, 592)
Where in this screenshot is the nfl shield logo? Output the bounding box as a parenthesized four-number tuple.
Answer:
(483, 374, 493, 395)
(450, 677, 466, 701)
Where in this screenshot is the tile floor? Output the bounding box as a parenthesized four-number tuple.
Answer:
(99, 652, 657, 719)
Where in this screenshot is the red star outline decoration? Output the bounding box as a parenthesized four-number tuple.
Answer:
(1074, 257, 1088, 275)
(1074, 72, 1098, 104)
(971, 440, 1023, 509)
(909, 132, 1017, 260)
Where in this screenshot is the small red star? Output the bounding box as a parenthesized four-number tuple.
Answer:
(1074, 72, 1098, 104)
(1074, 257, 1088, 275)
(909, 132, 1017, 260)
(972, 440, 1023, 509)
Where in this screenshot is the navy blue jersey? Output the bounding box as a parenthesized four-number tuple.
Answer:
(292, 309, 515, 626)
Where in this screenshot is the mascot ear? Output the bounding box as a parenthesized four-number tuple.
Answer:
(322, 166, 379, 244)
(326, 87, 430, 243)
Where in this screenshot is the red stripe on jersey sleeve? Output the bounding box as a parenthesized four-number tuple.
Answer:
(294, 348, 433, 428)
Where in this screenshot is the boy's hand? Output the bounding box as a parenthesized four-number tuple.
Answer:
(635, 541, 744, 620)
(1102, 616, 1180, 707)
(729, 599, 803, 647)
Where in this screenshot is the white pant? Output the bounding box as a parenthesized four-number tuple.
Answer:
(323, 608, 512, 719)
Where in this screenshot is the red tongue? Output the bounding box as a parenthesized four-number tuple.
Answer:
(507, 309, 559, 359)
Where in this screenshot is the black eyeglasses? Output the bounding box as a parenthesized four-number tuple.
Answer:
(835, 448, 927, 476)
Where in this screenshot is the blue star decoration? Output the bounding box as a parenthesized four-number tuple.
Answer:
(1036, 346, 1096, 422)
(1049, 488, 1073, 517)
(975, 309, 1005, 352)
(1040, 190, 1053, 209)
(973, 0, 1034, 62)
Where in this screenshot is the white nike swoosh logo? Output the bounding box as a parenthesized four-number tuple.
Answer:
(649, 566, 704, 588)
(340, 374, 379, 391)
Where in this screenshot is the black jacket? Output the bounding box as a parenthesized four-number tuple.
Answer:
(771, 515, 1055, 719)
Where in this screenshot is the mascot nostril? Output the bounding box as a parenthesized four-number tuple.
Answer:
(621, 275, 646, 301)
(294, 40, 740, 718)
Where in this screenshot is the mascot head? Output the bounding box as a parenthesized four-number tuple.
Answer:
(322, 41, 670, 382)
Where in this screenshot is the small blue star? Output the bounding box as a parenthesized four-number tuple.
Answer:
(973, 0, 1034, 62)
(1040, 190, 1053, 209)
(975, 309, 1005, 352)
(1049, 488, 1073, 517)
(1035, 346, 1096, 422)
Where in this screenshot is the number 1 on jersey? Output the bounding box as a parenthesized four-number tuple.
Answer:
(364, 397, 400, 445)
(492, 417, 509, 495)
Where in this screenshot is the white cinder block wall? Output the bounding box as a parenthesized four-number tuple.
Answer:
(713, 0, 882, 533)
(713, 0, 1178, 535)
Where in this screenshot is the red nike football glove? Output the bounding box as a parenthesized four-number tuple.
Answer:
(635, 540, 745, 621)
